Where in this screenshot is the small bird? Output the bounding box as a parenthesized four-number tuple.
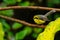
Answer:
(33, 9, 56, 24)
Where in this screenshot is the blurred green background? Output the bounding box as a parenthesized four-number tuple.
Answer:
(0, 0, 60, 40)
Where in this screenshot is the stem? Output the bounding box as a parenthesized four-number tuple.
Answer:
(0, 6, 60, 11)
(0, 15, 45, 28)
(44, 9, 56, 17)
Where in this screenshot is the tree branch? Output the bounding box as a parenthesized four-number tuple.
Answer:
(0, 6, 60, 11)
(0, 15, 45, 28)
(0, 6, 59, 28)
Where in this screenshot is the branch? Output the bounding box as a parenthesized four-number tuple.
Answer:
(1, 6, 59, 28)
(0, 15, 45, 28)
(0, 6, 60, 11)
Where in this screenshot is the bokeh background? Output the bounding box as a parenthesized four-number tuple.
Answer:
(0, 0, 60, 40)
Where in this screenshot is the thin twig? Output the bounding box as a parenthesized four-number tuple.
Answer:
(0, 15, 45, 28)
(0, 6, 60, 11)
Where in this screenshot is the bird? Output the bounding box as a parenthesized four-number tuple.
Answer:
(33, 9, 56, 24)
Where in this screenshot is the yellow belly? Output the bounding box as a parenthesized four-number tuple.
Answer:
(34, 19, 45, 24)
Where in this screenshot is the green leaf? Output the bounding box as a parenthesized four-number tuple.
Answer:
(47, 0, 54, 7)
(3, 0, 16, 5)
(0, 10, 14, 17)
(12, 22, 23, 29)
(16, 0, 22, 2)
(8, 31, 13, 37)
(47, 3, 54, 7)
(24, 26, 32, 35)
(15, 30, 28, 40)
(0, 23, 4, 40)
(47, 0, 60, 7)
(18, 1, 30, 6)
(15, 26, 32, 40)
(3, 22, 10, 30)
(0, 3, 14, 17)
(34, 28, 43, 33)
(32, 33, 38, 38)
(0, 19, 10, 30)
(52, 0, 60, 4)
